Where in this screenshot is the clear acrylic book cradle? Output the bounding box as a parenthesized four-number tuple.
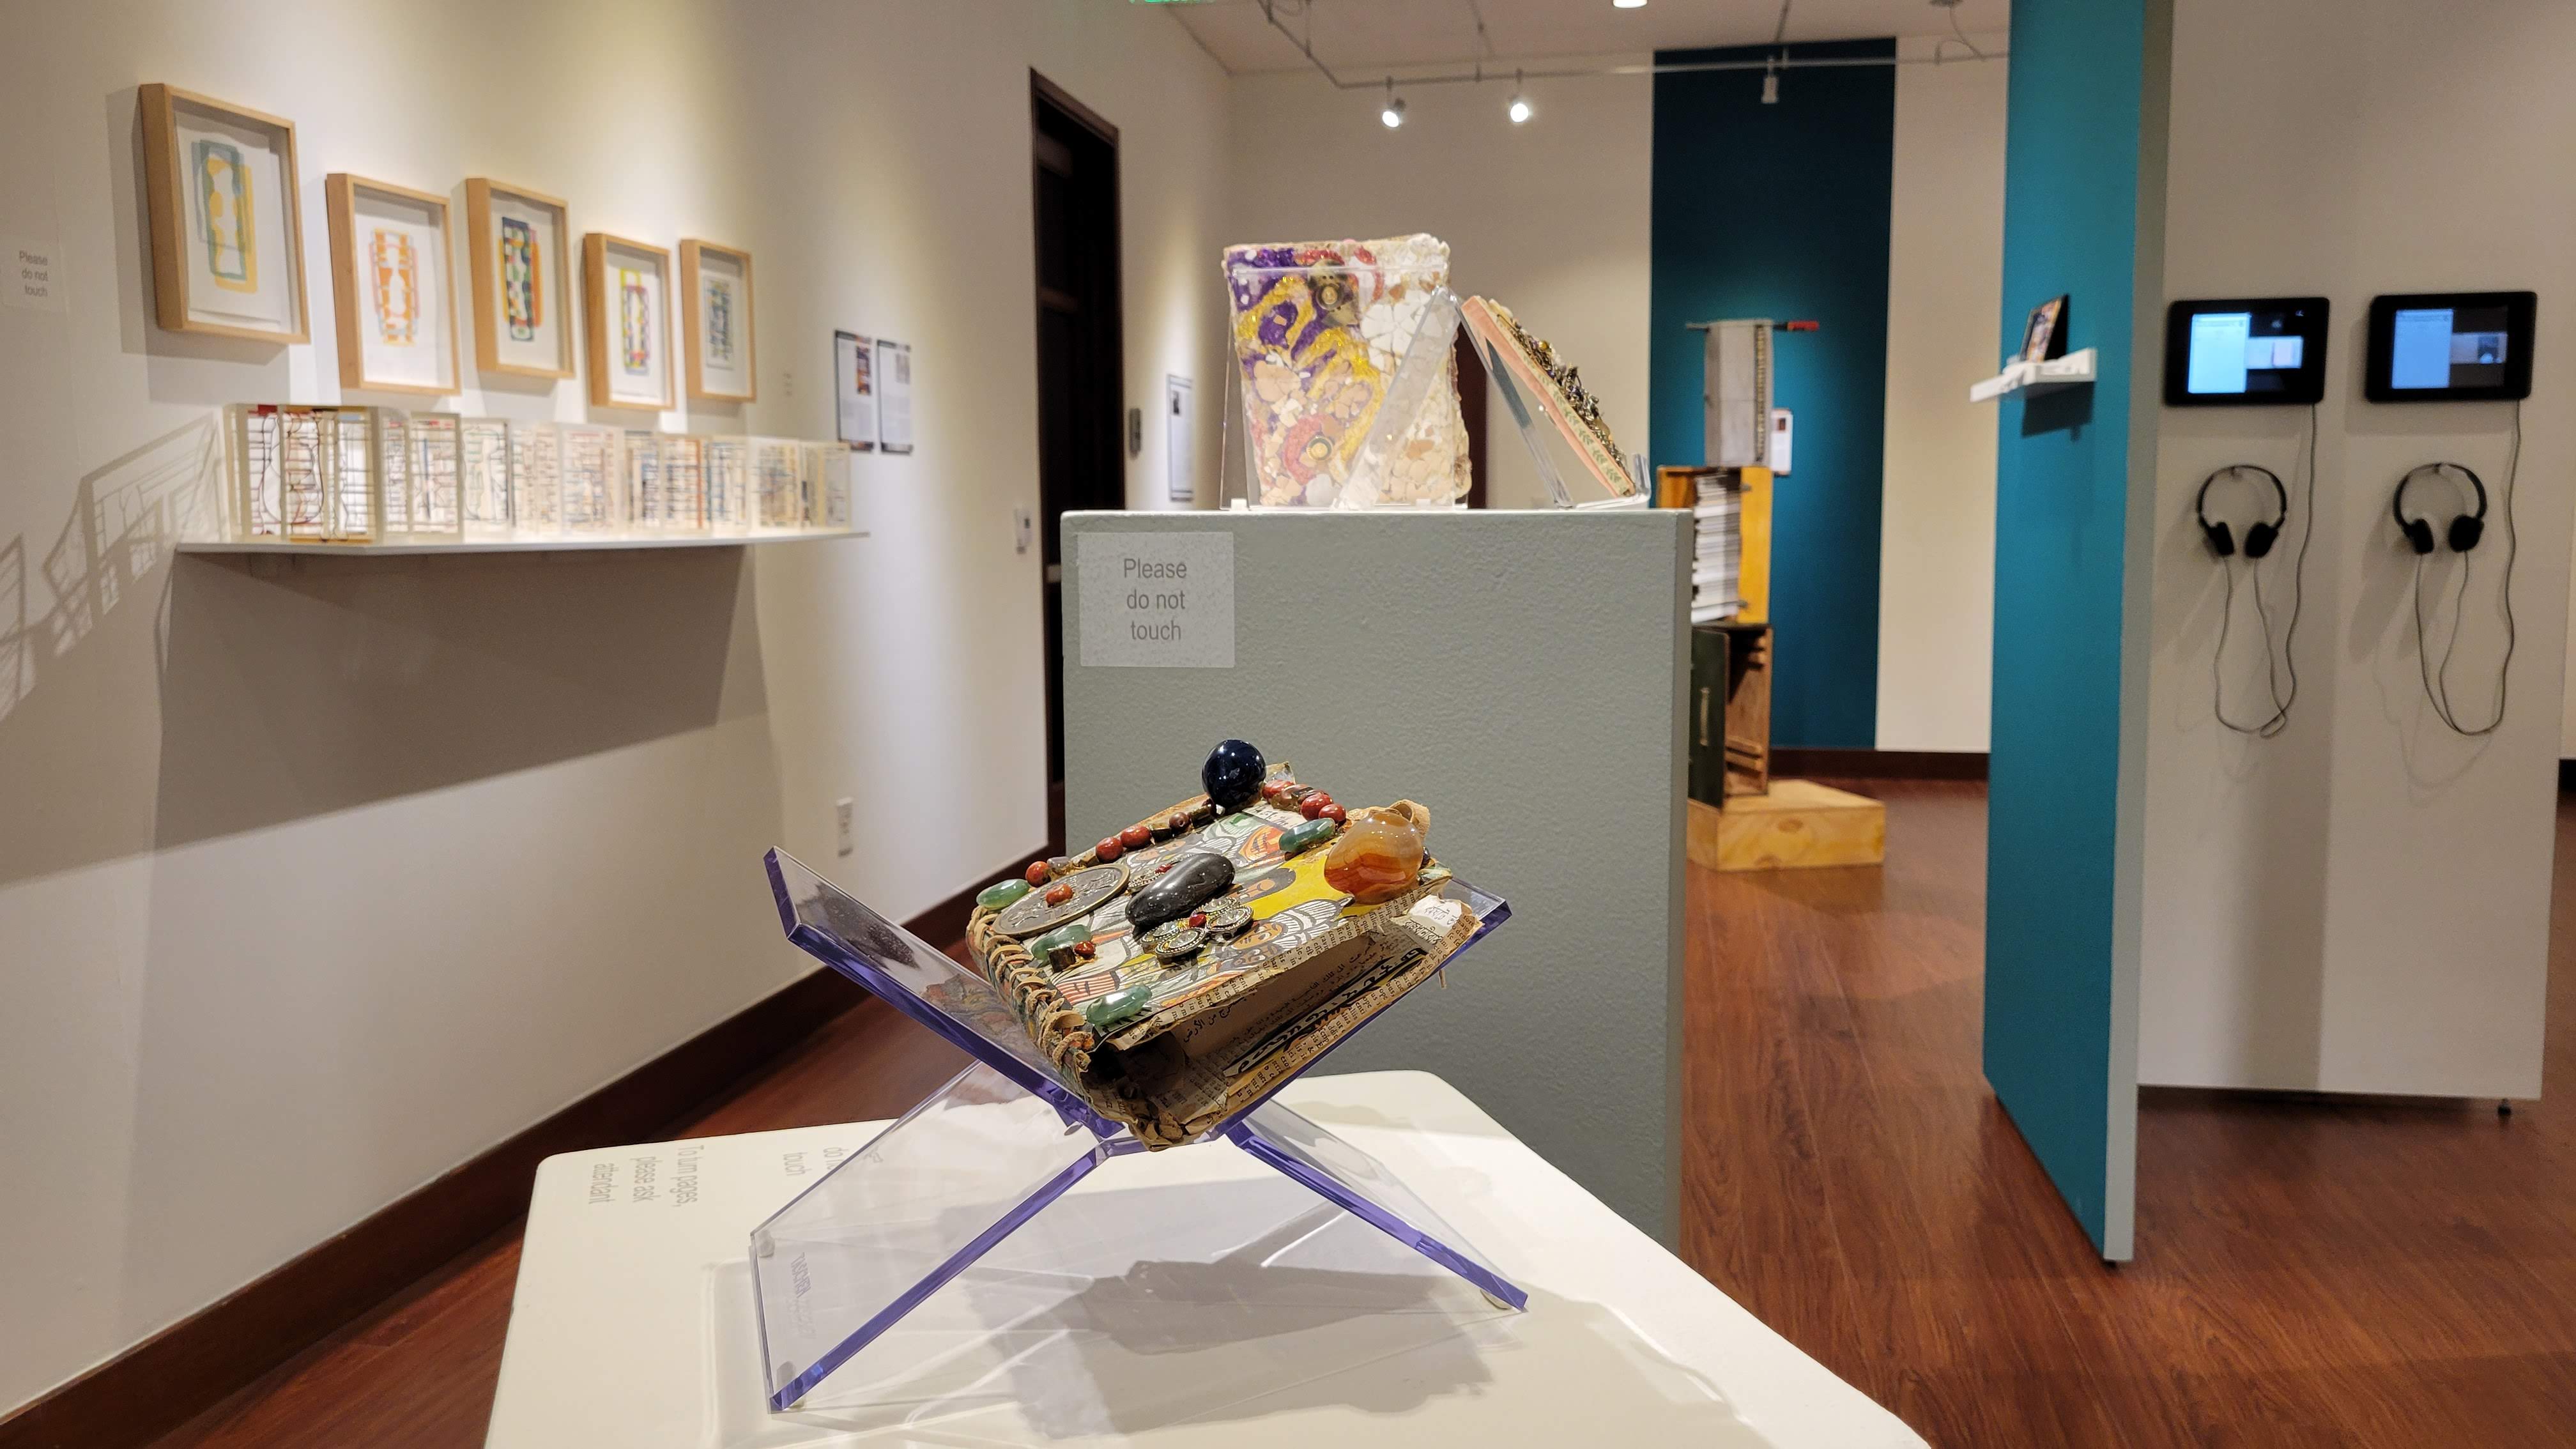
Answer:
(751, 848, 1529, 1412)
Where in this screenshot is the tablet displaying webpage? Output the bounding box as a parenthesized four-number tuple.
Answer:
(2390, 305, 2510, 391)
(2187, 308, 2307, 396)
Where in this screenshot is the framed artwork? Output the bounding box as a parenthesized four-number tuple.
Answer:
(679, 240, 755, 402)
(833, 330, 875, 449)
(583, 233, 673, 410)
(2020, 294, 2070, 363)
(325, 174, 458, 395)
(463, 179, 574, 379)
(875, 337, 914, 454)
(140, 84, 308, 342)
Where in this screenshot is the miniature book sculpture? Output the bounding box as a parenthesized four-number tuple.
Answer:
(1460, 295, 1640, 500)
(965, 739, 1476, 1145)
(1224, 234, 1471, 507)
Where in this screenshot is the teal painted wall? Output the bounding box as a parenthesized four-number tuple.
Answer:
(1650, 40, 1892, 749)
(1984, 0, 2157, 1259)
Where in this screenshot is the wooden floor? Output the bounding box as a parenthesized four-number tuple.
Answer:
(148, 780, 2576, 1447)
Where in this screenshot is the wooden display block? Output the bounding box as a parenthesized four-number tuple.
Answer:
(1687, 781, 1885, 873)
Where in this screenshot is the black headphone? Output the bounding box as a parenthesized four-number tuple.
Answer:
(2391, 462, 2488, 555)
(2196, 464, 2288, 559)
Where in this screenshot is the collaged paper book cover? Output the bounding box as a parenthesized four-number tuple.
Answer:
(1223, 234, 1469, 507)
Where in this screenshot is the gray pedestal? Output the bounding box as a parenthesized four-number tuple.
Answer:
(1062, 509, 1689, 1244)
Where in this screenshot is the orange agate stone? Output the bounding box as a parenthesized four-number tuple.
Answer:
(1322, 801, 1431, 904)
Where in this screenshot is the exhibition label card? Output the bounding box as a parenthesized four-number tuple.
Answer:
(1078, 531, 1235, 668)
(4, 234, 63, 312)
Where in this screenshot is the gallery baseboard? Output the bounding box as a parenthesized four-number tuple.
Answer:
(1772, 747, 1989, 781)
(0, 854, 1034, 1449)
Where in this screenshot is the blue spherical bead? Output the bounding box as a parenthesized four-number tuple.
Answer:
(1200, 739, 1267, 810)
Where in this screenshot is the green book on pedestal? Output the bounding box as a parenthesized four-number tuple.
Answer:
(1689, 625, 1726, 807)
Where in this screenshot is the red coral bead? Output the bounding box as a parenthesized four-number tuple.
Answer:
(1075, 940, 1096, 958)
(1025, 860, 1050, 886)
(1096, 837, 1123, 862)
(1318, 802, 1347, 824)
(1300, 792, 1332, 820)
(1156, 862, 1173, 875)
(1120, 824, 1152, 849)
(1044, 883, 1074, 907)
(1188, 912, 1208, 928)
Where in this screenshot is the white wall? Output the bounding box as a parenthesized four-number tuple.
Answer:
(1876, 36, 2007, 753)
(2137, 0, 2572, 1093)
(1224, 63, 1654, 512)
(0, 0, 1228, 1414)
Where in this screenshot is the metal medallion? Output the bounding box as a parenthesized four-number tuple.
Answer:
(1149, 926, 1208, 962)
(1202, 901, 1253, 936)
(991, 862, 1128, 939)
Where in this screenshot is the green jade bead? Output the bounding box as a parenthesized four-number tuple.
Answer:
(1031, 923, 1092, 958)
(1279, 816, 1339, 855)
(976, 877, 1032, 912)
(1085, 983, 1153, 1031)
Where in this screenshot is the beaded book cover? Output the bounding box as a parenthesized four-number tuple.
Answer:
(1223, 234, 1470, 508)
(965, 743, 1480, 1145)
(1460, 294, 1637, 501)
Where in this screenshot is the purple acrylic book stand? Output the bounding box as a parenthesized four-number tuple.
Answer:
(752, 848, 1528, 1412)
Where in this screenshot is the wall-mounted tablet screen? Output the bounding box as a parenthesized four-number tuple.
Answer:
(2163, 297, 2329, 406)
(2365, 291, 2535, 401)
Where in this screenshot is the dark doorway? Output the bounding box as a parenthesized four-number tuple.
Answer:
(1031, 73, 1123, 848)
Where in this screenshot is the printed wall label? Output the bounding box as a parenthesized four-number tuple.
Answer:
(1078, 531, 1235, 668)
(5, 234, 63, 312)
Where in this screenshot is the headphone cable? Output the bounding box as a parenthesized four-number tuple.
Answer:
(2211, 406, 2315, 739)
(2419, 399, 2520, 736)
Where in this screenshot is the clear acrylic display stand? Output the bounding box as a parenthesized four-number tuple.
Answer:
(753, 848, 1528, 1413)
(1464, 319, 1652, 510)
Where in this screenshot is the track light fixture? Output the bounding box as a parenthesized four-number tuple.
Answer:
(1381, 77, 1406, 128)
(1507, 70, 1532, 124)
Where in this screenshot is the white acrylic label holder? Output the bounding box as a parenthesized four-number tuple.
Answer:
(752, 848, 1529, 1413)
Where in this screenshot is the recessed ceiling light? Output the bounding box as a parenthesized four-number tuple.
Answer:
(1613, 0, 1648, 9)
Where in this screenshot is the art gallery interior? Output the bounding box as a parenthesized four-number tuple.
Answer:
(4, 0, 2572, 1444)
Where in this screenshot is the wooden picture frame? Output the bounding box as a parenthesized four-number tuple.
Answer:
(583, 233, 675, 411)
(140, 83, 309, 342)
(463, 178, 574, 379)
(325, 174, 459, 395)
(678, 239, 756, 402)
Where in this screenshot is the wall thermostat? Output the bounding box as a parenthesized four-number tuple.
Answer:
(2163, 297, 2329, 406)
(2365, 291, 2535, 402)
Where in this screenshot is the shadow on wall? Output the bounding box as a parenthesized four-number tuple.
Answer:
(152, 546, 770, 855)
(0, 418, 772, 889)
(0, 419, 214, 890)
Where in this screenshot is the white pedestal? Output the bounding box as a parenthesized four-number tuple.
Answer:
(484, 1070, 1922, 1448)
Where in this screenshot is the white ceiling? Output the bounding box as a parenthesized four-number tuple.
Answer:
(1165, 0, 2010, 76)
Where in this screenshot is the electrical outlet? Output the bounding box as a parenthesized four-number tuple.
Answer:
(834, 798, 854, 857)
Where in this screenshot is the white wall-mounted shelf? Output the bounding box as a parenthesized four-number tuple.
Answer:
(178, 530, 862, 557)
(1969, 347, 2097, 402)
